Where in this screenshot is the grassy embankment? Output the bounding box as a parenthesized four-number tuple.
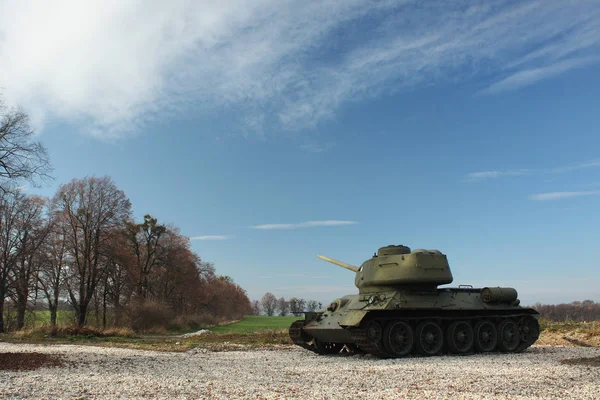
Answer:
(1, 315, 302, 352)
(537, 319, 600, 347)
(209, 316, 299, 333)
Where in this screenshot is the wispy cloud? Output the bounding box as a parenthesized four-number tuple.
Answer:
(189, 235, 232, 241)
(529, 191, 600, 201)
(467, 170, 529, 181)
(549, 159, 600, 174)
(468, 159, 600, 181)
(251, 220, 357, 230)
(483, 56, 600, 94)
(1, 1, 599, 137)
(299, 141, 336, 153)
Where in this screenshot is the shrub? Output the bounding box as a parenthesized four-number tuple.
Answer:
(127, 300, 174, 332)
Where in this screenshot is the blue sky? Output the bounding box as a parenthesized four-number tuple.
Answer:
(1, 0, 599, 306)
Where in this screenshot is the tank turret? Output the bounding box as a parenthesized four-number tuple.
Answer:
(319, 245, 453, 293)
(289, 243, 540, 359)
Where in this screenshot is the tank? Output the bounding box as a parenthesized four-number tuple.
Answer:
(289, 244, 540, 358)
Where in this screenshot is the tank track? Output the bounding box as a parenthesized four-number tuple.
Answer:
(348, 326, 390, 358)
(289, 320, 315, 352)
(289, 314, 540, 359)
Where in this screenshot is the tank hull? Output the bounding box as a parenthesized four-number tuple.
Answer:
(289, 288, 540, 358)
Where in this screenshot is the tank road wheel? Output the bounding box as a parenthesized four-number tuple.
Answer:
(382, 321, 414, 357)
(415, 321, 443, 356)
(518, 316, 540, 346)
(313, 339, 344, 355)
(474, 320, 497, 352)
(497, 319, 520, 352)
(366, 320, 383, 343)
(446, 320, 474, 354)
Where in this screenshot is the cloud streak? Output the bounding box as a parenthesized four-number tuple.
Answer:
(483, 56, 600, 94)
(1, 1, 599, 137)
(189, 235, 232, 241)
(468, 159, 600, 181)
(299, 141, 336, 153)
(467, 170, 529, 181)
(549, 159, 600, 174)
(529, 191, 600, 201)
(251, 220, 357, 230)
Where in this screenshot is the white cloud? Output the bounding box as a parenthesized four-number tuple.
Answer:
(468, 159, 600, 182)
(189, 235, 232, 240)
(251, 220, 357, 230)
(467, 170, 529, 181)
(549, 159, 600, 174)
(529, 191, 600, 201)
(1, 0, 599, 137)
(299, 141, 336, 153)
(484, 56, 600, 94)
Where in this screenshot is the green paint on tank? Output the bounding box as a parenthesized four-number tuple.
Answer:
(289, 244, 540, 358)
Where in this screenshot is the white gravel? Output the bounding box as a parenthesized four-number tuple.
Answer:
(1, 343, 599, 399)
(179, 329, 213, 338)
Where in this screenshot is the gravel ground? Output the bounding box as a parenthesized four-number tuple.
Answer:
(1, 343, 599, 399)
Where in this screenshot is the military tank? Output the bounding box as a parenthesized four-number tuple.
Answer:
(289, 244, 540, 358)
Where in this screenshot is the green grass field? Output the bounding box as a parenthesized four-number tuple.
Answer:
(209, 316, 302, 333)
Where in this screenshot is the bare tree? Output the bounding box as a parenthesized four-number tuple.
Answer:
(0, 188, 26, 332)
(0, 96, 52, 192)
(289, 297, 306, 314)
(36, 213, 68, 330)
(277, 297, 289, 316)
(12, 195, 50, 329)
(260, 292, 277, 316)
(251, 300, 261, 315)
(104, 232, 135, 327)
(52, 176, 131, 327)
(123, 214, 166, 299)
(306, 300, 320, 312)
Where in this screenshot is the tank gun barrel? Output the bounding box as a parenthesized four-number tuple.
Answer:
(317, 254, 360, 272)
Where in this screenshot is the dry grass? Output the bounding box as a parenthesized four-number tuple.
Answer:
(537, 321, 600, 347)
(6, 324, 137, 340)
(0, 325, 294, 353)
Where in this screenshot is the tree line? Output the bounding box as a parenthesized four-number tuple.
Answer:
(0, 95, 251, 333)
(534, 300, 600, 322)
(253, 292, 323, 316)
(0, 178, 252, 332)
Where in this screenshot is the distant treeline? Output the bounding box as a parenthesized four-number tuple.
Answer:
(0, 176, 252, 333)
(252, 293, 323, 316)
(534, 300, 600, 322)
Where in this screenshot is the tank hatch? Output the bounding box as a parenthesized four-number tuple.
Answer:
(377, 245, 411, 256)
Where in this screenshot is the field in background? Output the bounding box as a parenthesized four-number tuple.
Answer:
(209, 316, 301, 333)
(1, 310, 76, 332)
